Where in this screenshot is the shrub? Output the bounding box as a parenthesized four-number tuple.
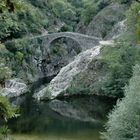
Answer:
(100, 42, 140, 97)
(0, 92, 18, 139)
(126, 3, 140, 43)
(81, 0, 110, 25)
(102, 64, 140, 140)
(0, 95, 18, 121)
(0, 44, 12, 85)
(0, 0, 48, 42)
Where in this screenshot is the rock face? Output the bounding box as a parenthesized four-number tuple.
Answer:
(86, 3, 127, 38)
(2, 78, 28, 98)
(34, 44, 102, 100)
(48, 46, 101, 99)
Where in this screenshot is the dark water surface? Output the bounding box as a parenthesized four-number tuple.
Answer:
(9, 94, 115, 140)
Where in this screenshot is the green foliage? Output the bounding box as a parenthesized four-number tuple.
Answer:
(22, 0, 83, 32)
(15, 51, 24, 63)
(111, 0, 133, 4)
(0, 0, 48, 42)
(68, 0, 84, 8)
(0, 44, 12, 85)
(0, 0, 26, 12)
(0, 43, 9, 58)
(5, 37, 30, 53)
(48, 0, 77, 31)
(60, 24, 74, 32)
(100, 42, 140, 97)
(102, 64, 140, 140)
(4, 38, 33, 76)
(126, 2, 140, 43)
(49, 0, 76, 18)
(66, 42, 140, 97)
(50, 43, 66, 57)
(0, 12, 19, 40)
(0, 95, 18, 121)
(0, 125, 11, 138)
(0, 93, 18, 138)
(0, 62, 12, 85)
(50, 0, 69, 18)
(81, 0, 110, 25)
(81, 0, 98, 24)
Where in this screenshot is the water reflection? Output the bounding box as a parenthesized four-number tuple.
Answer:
(9, 95, 115, 140)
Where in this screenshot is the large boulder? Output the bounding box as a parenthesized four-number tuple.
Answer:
(2, 78, 28, 98)
(86, 3, 128, 38)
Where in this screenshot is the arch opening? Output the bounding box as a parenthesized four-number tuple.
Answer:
(41, 37, 82, 78)
(49, 36, 81, 55)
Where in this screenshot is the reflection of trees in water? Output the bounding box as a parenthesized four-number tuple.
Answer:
(9, 95, 115, 134)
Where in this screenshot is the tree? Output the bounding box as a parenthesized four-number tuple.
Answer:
(102, 64, 140, 140)
(126, 2, 140, 43)
(0, 0, 48, 42)
(0, 0, 25, 13)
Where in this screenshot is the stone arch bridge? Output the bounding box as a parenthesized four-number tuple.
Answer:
(32, 32, 101, 51)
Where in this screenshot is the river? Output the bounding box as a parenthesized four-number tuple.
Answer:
(9, 94, 115, 140)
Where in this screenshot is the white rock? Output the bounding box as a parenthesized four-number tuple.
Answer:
(34, 45, 101, 100)
(2, 78, 28, 98)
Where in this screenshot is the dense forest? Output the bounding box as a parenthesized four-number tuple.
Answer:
(0, 0, 140, 140)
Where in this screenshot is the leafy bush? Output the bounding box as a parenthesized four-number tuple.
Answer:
(100, 42, 140, 97)
(0, 0, 48, 42)
(0, 44, 12, 85)
(0, 93, 18, 139)
(49, 0, 76, 18)
(0, 95, 18, 121)
(0, 0, 26, 12)
(4, 38, 34, 77)
(0, 125, 11, 139)
(48, 0, 77, 30)
(0, 62, 12, 86)
(102, 64, 140, 140)
(126, 2, 140, 43)
(81, 1, 98, 25)
(81, 0, 110, 25)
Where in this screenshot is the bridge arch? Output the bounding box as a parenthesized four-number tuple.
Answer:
(47, 35, 81, 50)
(32, 32, 101, 51)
